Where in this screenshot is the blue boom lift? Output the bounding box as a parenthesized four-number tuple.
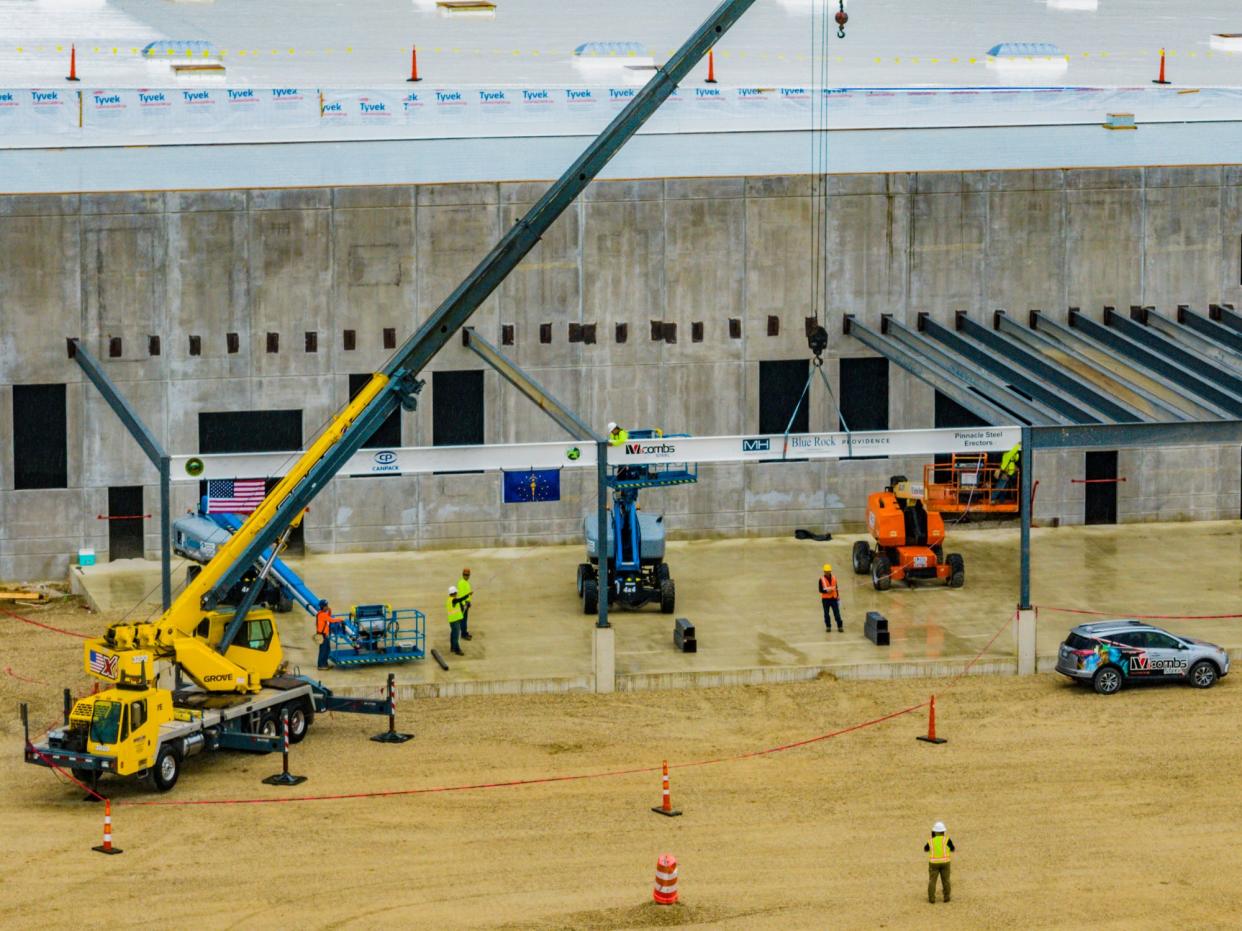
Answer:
(578, 431, 697, 614)
(175, 501, 424, 667)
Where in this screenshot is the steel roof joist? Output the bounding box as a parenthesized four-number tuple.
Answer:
(884, 318, 1064, 425)
(1209, 303, 1242, 334)
(1141, 307, 1242, 369)
(960, 314, 1145, 423)
(921, 314, 1103, 424)
(1178, 305, 1242, 355)
(1068, 309, 1242, 417)
(843, 316, 1016, 426)
(1031, 419, 1242, 450)
(996, 311, 1191, 422)
(1110, 307, 1242, 400)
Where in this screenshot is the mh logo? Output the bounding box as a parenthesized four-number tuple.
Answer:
(742, 438, 771, 452)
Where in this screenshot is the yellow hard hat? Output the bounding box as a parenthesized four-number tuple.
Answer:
(823, 564, 832, 572)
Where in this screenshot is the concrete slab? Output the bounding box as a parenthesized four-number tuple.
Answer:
(74, 519, 1242, 696)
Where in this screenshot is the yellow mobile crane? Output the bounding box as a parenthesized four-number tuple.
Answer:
(23, 0, 768, 793)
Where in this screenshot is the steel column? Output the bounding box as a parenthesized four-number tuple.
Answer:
(1019, 425, 1032, 611)
(69, 338, 172, 608)
(596, 440, 609, 629)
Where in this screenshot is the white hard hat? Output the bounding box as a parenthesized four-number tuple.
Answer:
(448, 586, 458, 594)
(932, 821, 946, 833)
(607, 422, 618, 431)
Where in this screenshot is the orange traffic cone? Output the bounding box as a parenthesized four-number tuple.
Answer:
(91, 799, 122, 855)
(916, 695, 947, 744)
(652, 853, 679, 904)
(407, 45, 422, 82)
(705, 48, 717, 84)
(66, 45, 80, 82)
(651, 759, 682, 816)
(1152, 48, 1170, 85)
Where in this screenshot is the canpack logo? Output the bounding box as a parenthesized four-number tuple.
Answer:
(372, 450, 398, 473)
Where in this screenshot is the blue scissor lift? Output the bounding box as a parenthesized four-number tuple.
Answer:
(579, 430, 697, 614)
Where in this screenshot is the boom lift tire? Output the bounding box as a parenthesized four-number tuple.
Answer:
(659, 579, 676, 614)
(656, 562, 671, 583)
(583, 579, 599, 615)
(851, 540, 872, 575)
(276, 594, 293, 614)
(946, 553, 965, 588)
(871, 555, 892, 592)
(150, 744, 180, 792)
(576, 563, 592, 597)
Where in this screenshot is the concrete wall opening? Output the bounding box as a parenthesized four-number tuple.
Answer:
(107, 485, 144, 561)
(432, 370, 485, 446)
(349, 374, 401, 448)
(838, 357, 889, 431)
(198, 409, 304, 552)
(12, 383, 67, 490)
(758, 359, 809, 435)
(1084, 450, 1119, 525)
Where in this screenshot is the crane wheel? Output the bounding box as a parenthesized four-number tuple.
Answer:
(150, 744, 180, 792)
(851, 540, 872, 574)
(287, 701, 312, 744)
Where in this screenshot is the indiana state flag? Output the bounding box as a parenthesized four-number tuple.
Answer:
(503, 468, 561, 503)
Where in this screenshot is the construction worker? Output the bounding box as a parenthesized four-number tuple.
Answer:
(447, 585, 466, 656)
(607, 422, 628, 446)
(819, 563, 843, 632)
(992, 441, 1021, 503)
(924, 821, 955, 904)
(457, 567, 474, 640)
(315, 599, 333, 670)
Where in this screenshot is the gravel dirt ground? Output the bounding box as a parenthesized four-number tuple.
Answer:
(3, 598, 1241, 929)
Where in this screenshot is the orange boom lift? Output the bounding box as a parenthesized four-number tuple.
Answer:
(852, 476, 965, 591)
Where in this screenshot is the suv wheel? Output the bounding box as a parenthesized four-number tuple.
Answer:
(1093, 666, 1123, 695)
(1189, 660, 1218, 689)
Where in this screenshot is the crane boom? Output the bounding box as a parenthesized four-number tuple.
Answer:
(182, 0, 759, 646)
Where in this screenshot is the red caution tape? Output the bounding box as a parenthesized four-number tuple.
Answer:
(5, 666, 49, 686)
(1039, 605, 1242, 620)
(0, 606, 89, 639)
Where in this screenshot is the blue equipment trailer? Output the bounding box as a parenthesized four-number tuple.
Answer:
(579, 430, 697, 614)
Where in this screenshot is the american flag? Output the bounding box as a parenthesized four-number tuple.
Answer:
(206, 478, 267, 514)
(88, 650, 119, 680)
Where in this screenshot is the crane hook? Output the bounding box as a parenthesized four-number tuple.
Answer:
(835, 1, 848, 39)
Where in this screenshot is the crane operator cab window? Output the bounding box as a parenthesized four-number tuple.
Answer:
(232, 617, 274, 652)
(89, 700, 125, 745)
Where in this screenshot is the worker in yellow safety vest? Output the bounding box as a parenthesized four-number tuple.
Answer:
(457, 568, 474, 641)
(924, 821, 956, 904)
(607, 422, 628, 446)
(992, 441, 1021, 503)
(818, 563, 843, 632)
(447, 585, 466, 656)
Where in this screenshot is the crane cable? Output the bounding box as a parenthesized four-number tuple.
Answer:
(784, 1, 849, 455)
